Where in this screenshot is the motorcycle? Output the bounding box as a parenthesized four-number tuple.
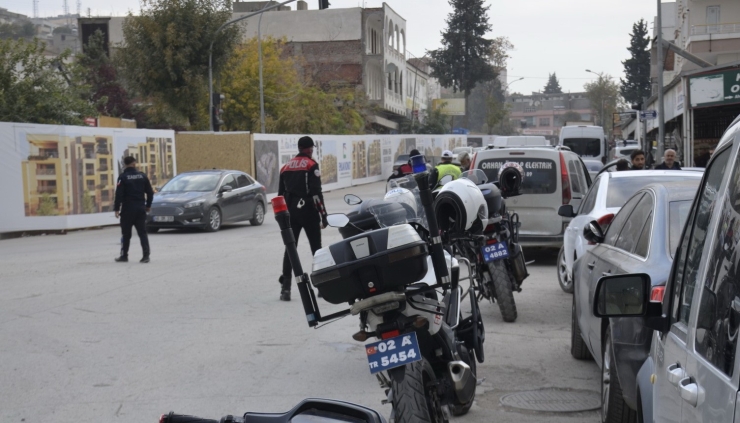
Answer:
(272, 170, 484, 423)
(438, 168, 529, 323)
(160, 398, 386, 422)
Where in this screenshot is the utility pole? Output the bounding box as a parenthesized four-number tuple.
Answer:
(33, 0, 39, 18)
(656, 0, 665, 162)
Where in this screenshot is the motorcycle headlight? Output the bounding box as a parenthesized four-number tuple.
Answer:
(387, 224, 422, 249)
(184, 200, 206, 209)
(312, 247, 337, 272)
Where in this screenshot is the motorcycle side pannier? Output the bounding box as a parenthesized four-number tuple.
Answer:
(311, 225, 429, 304)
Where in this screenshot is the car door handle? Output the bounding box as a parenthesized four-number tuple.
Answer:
(667, 363, 685, 385)
(678, 377, 704, 407)
(587, 261, 596, 269)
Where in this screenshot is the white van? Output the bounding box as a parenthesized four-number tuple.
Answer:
(558, 125, 606, 163)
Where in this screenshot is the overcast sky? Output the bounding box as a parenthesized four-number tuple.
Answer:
(4, 0, 662, 95)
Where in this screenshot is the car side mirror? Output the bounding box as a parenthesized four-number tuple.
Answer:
(326, 213, 350, 228)
(219, 185, 233, 193)
(593, 273, 651, 317)
(344, 194, 362, 205)
(558, 204, 575, 218)
(583, 220, 605, 244)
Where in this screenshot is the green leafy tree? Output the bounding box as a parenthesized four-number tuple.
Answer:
(73, 30, 134, 118)
(82, 191, 95, 214)
(428, 0, 497, 129)
(0, 21, 36, 40)
(543, 73, 562, 94)
(584, 73, 622, 138)
(417, 105, 450, 134)
(0, 38, 95, 124)
(37, 194, 59, 216)
(118, 0, 240, 129)
(53, 26, 73, 35)
(620, 19, 651, 105)
(558, 110, 583, 126)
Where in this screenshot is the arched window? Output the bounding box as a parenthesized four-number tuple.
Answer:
(388, 20, 394, 47)
(388, 72, 392, 91)
(395, 26, 399, 52)
(400, 30, 406, 54)
(399, 72, 403, 97)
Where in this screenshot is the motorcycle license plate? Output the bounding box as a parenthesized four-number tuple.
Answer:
(481, 242, 510, 263)
(154, 216, 174, 222)
(365, 332, 422, 374)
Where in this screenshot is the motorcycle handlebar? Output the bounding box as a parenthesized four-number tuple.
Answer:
(160, 412, 221, 423)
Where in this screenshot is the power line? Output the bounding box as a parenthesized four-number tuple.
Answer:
(507, 75, 600, 80)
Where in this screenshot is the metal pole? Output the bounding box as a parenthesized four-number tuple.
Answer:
(657, 0, 665, 161)
(642, 96, 648, 152)
(259, 10, 266, 133)
(208, 0, 298, 131)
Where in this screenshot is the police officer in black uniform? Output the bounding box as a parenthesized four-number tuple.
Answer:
(278, 136, 328, 301)
(114, 156, 154, 263)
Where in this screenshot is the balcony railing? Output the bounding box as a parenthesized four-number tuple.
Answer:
(97, 165, 109, 171)
(691, 23, 740, 36)
(36, 187, 57, 194)
(28, 154, 57, 161)
(36, 168, 56, 175)
(97, 148, 110, 155)
(86, 169, 95, 176)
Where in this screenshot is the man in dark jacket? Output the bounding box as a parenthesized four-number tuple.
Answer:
(387, 149, 421, 182)
(655, 149, 682, 170)
(114, 156, 154, 263)
(278, 136, 328, 301)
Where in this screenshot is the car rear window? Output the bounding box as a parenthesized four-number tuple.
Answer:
(478, 158, 557, 194)
(669, 200, 692, 258)
(606, 176, 696, 208)
(563, 138, 600, 157)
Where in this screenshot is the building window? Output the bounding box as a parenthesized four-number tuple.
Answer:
(388, 73, 392, 90)
(399, 73, 403, 96)
(539, 118, 550, 127)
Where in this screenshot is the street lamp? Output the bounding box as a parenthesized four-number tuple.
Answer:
(497, 77, 523, 134)
(585, 69, 610, 129)
(208, 0, 298, 132)
(502, 77, 524, 92)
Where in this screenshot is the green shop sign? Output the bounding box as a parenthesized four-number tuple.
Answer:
(689, 68, 740, 108)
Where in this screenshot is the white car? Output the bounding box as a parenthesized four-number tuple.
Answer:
(556, 169, 703, 293)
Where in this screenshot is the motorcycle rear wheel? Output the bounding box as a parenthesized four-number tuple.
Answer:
(489, 260, 518, 322)
(390, 358, 448, 423)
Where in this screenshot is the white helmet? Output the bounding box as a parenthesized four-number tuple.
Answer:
(433, 178, 488, 234)
(384, 187, 419, 221)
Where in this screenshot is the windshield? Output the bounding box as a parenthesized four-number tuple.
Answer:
(669, 200, 692, 258)
(477, 158, 557, 194)
(461, 169, 488, 185)
(606, 176, 697, 208)
(160, 173, 221, 192)
(564, 138, 601, 157)
(378, 176, 428, 229)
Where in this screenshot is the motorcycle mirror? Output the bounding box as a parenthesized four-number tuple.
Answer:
(326, 213, 350, 228)
(344, 194, 362, 205)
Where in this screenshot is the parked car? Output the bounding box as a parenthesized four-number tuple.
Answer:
(571, 179, 700, 422)
(557, 170, 703, 292)
(147, 170, 266, 233)
(470, 142, 591, 247)
(581, 158, 604, 181)
(591, 115, 740, 423)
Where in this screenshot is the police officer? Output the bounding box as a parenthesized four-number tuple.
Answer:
(435, 150, 462, 185)
(278, 136, 328, 301)
(114, 156, 154, 263)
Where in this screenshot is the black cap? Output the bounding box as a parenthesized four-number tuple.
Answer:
(298, 136, 315, 150)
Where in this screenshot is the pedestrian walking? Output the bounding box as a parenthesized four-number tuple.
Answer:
(114, 156, 154, 263)
(630, 150, 646, 170)
(654, 149, 682, 170)
(278, 136, 328, 301)
(616, 159, 630, 171)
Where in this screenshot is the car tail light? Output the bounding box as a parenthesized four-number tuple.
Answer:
(470, 152, 477, 170)
(381, 330, 400, 340)
(560, 152, 571, 205)
(486, 238, 498, 245)
(650, 286, 665, 303)
(597, 213, 615, 228)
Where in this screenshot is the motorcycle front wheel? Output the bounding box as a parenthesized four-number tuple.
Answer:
(390, 358, 448, 423)
(488, 260, 518, 322)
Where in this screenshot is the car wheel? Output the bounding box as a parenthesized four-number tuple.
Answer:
(205, 207, 222, 232)
(601, 327, 638, 423)
(250, 202, 265, 226)
(146, 227, 159, 234)
(571, 294, 593, 360)
(557, 246, 573, 293)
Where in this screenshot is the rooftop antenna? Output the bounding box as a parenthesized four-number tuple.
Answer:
(33, 0, 39, 18)
(63, 0, 69, 16)
(77, 0, 81, 16)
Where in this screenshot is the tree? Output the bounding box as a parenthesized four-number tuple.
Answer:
(620, 19, 651, 105)
(82, 191, 95, 214)
(428, 0, 497, 128)
(118, 0, 240, 129)
(37, 194, 59, 216)
(74, 30, 134, 118)
(557, 110, 583, 126)
(0, 21, 37, 40)
(543, 73, 562, 94)
(584, 73, 622, 138)
(221, 38, 369, 134)
(416, 105, 450, 134)
(466, 37, 514, 133)
(53, 26, 73, 35)
(0, 38, 95, 124)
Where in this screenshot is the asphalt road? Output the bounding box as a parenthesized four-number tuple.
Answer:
(0, 181, 600, 422)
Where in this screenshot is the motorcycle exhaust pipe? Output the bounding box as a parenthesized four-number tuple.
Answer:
(447, 360, 476, 404)
(509, 242, 529, 285)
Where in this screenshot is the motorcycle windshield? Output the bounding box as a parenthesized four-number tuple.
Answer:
(460, 169, 488, 185)
(375, 176, 429, 229)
